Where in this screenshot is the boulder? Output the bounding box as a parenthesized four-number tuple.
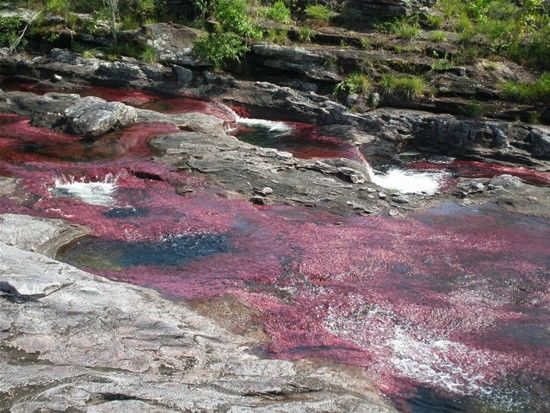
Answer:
(140, 22, 206, 67)
(64, 96, 137, 137)
(527, 128, 550, 159)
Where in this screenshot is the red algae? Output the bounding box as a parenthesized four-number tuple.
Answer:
(77, 86, 163, 106)
(0, 109, 549, 410)
(143, 97, 236, 121)
(410, 160, 550, 186)
(235, 121, 367, 162)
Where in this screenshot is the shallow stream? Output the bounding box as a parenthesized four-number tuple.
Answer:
(0, 85, 548, 412)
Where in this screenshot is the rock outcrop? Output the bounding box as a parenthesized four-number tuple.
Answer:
(0, 214, 393, 412)
(347, 0, 436, 19)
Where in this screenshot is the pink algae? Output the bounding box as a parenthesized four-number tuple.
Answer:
(410, 160, 550, 186)
(0, 110, 549, 404)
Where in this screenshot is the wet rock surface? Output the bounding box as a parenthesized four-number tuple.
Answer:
(0, 214, 392, 412)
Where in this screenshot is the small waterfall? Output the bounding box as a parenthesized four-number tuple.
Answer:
(372, 168, 446, 195)
(52, 173, 118, 206)
(217, 103, 292, 135)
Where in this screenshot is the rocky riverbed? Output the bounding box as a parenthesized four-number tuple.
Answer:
(0, 20, 549, 411)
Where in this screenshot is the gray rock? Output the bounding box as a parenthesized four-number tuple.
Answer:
(65, 96, 137, 137)
(527, 128, 550, 159)
(96, 61, 146, 82)
(140, 22, 206, 67)
(252, 44, 341, 82)
(490, 174, 524, 189)
(173, 65, 193, 87)
(0, 214, 89, 258)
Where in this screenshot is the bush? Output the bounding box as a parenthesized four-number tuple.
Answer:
(298, 26, 313, 43)
(264, 1, 291, 24)
(194, 31, 248, 70)
(0, 17, 25, 49)
(502, 72, 550, 103)
(265, 28, 288, 44)
(213, 0, 261, 38)
(304, 4, 336, 25)
(463, 100, 484, 118)
(429, 30, 447, 43)
(334, 73, 372, 95)
(192, 0, 261, 70)
(436, 0, 549, 69)
(381, 17, 421, 39)
(380, 74, 430, 100)
(140, 45, 158, 63)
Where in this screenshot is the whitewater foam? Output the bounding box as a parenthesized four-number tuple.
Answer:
(219, 104, 292, 135)
(372, 168, 446, 195)
(52, 174, 117, 206)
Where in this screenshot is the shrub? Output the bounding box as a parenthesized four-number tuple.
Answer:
(265, 28, 288, 44)
(194, 31, 248, 70)
(463, 100, 484, 118)
(383, 17, 421, 39)
(360, 37, 370, 49)
(429, 30, 447, 43)
(380, 74, 430, 100)
(334, 73, 372, 95)
(0, 17, 25, 49)
(264, 1, 291, 24)
(502, 72, 550, 103)
(213, 0, 261, 38)
(304, 4, 336, 25)
(140, 45, 158, 63)
(298, 26, 313, 43)
(427, 14, 444, 28)
(431, 57, 453, 71)
(192, 0, 261, 70)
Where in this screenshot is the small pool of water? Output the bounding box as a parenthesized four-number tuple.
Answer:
(59, 233, 230, 270)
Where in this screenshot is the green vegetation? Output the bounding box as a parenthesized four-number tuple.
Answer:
(360, 37, 370, 50)
(194, 32, 249, 70)
(263, 1, 291, 24)
(431, 57, 453, 71)
(426, 14, 444, 29)
(298, 26, 313, 43)
(379, 17, 421, 39)
(193, 0, 261, 70)
(334, 73, 372, 95)
(265, 28, 288, 44)
(429, 30, 447, 43)
(380, 74, 430, 100)
(304, 4, 337, 25)
(0, 17, 25, 49)
(462, 100, 484, 118)
(435, 0, 550, 68)
(502, 73, 550, 103)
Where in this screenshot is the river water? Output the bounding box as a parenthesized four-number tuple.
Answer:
(0, 85, 548, 412)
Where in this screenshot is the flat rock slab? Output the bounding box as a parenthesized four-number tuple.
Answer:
(0, 214, 393, 412)
(0, 213, 89, 259)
